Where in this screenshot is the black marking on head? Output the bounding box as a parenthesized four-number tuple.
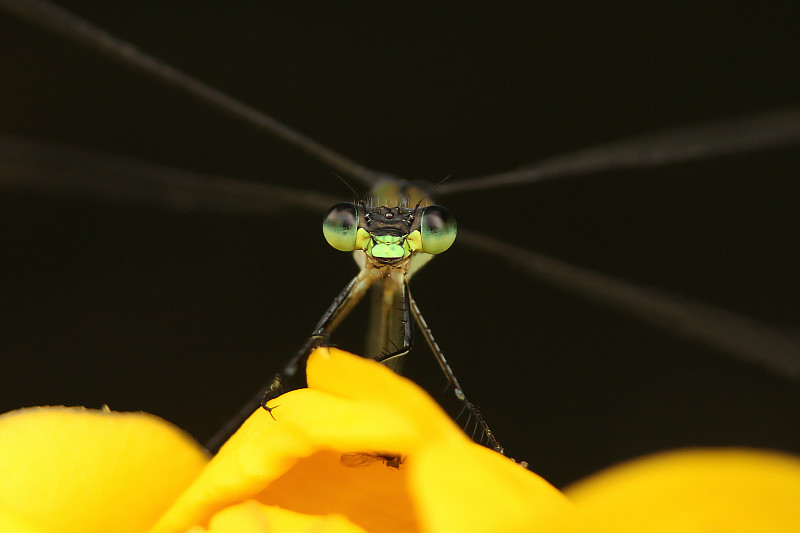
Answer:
(363, 206, 419, 236)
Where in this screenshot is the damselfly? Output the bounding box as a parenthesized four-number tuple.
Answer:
(1, 1, 799, 485)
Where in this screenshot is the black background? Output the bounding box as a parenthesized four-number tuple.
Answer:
(1, 2, 799, 488)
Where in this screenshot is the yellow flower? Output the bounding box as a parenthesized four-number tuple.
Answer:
(553, 448, 800, 532)
(153, 347, 570, 532)
(2, 347, 800, 532)
(0, 406, 208, 533)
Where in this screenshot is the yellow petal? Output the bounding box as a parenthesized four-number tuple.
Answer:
(412, 440, 573, 532)
(305, 347, 462, 447)
(187, 500, 368, 533)
(0, 406, 208, 533)
(153, 358, 421, 532)
(155, 348, 567, 533)
(307, 349, 572, 530)
(559, 448, 800, 531)
(0, 504, 48, 533)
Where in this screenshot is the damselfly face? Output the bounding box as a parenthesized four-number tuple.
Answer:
(1, 3, 799, 487)
(323, 201, 456, 264)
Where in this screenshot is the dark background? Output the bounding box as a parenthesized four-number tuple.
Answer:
(1, 2, 799, 487)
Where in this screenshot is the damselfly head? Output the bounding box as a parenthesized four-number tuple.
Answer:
(322, 202, 457, 262)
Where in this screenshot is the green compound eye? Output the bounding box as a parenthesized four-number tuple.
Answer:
(323, 203, 359, 251)
(419, 205, 457, 254)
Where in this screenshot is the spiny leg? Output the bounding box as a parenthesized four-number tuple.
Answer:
(407, 287, 504, 454)
(261, 272, 374, 405)
(205, 272, 369, 452)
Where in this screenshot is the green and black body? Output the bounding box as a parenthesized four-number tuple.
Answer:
(254, 179, 502, 453)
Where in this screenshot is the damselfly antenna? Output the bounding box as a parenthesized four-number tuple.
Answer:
(413, 175, 452, 213)
(331, 171, 363, 205)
